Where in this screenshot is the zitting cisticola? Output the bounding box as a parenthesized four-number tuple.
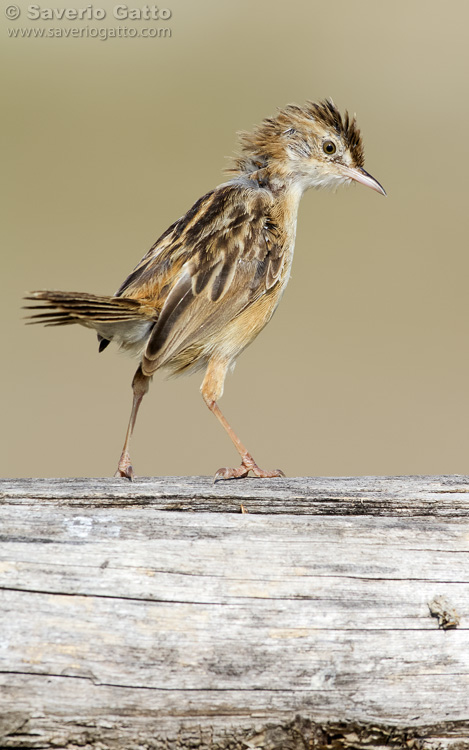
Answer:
(25, 99, 386, 480)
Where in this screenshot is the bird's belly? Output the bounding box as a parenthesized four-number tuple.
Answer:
(212, 280, 288, 362)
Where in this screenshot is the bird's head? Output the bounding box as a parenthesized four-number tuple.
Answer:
(231, 99, 386, 197)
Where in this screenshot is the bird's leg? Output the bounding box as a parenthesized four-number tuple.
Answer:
(115, 365, 150, 480)
(201, 358, 285, 481)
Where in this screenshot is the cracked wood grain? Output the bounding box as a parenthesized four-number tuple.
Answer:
(0, 475, 468, 749)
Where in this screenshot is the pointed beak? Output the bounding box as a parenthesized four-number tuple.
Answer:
(340, 165, 386, 196)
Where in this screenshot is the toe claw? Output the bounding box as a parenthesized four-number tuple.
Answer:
(114, 447, 135, 480)
(251, 466, 285, 479)
(213, 460, 285, 482)
(114, 457, 135, 480)
(214, 465, 250, 482)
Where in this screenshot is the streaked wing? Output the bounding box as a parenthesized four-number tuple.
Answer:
(120, 183, 285, 374)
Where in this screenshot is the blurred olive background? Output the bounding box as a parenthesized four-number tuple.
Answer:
(2, 0, 468, 479)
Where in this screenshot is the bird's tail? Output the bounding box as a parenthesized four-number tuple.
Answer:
(23, 290, 153, 326)
(24, 290, 156, 353)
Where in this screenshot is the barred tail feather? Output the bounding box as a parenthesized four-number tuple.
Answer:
(23, 290, 157, 355)
(24, 290, 148, 324)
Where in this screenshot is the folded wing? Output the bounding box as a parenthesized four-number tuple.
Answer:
(127, 184, 285, 375)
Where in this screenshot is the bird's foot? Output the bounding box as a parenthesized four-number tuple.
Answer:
(114, 451, 135, 480)
(214, 454, 285, 482)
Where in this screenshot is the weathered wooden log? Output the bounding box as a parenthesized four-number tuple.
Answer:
(1, 476, 468, 749)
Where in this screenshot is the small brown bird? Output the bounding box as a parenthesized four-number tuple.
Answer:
(25, 99, 385, 480)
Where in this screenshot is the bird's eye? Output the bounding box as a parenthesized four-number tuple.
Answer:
(323, 140, 336, 155)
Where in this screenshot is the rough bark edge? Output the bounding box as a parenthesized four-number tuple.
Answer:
(2, 715, 469, 750)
